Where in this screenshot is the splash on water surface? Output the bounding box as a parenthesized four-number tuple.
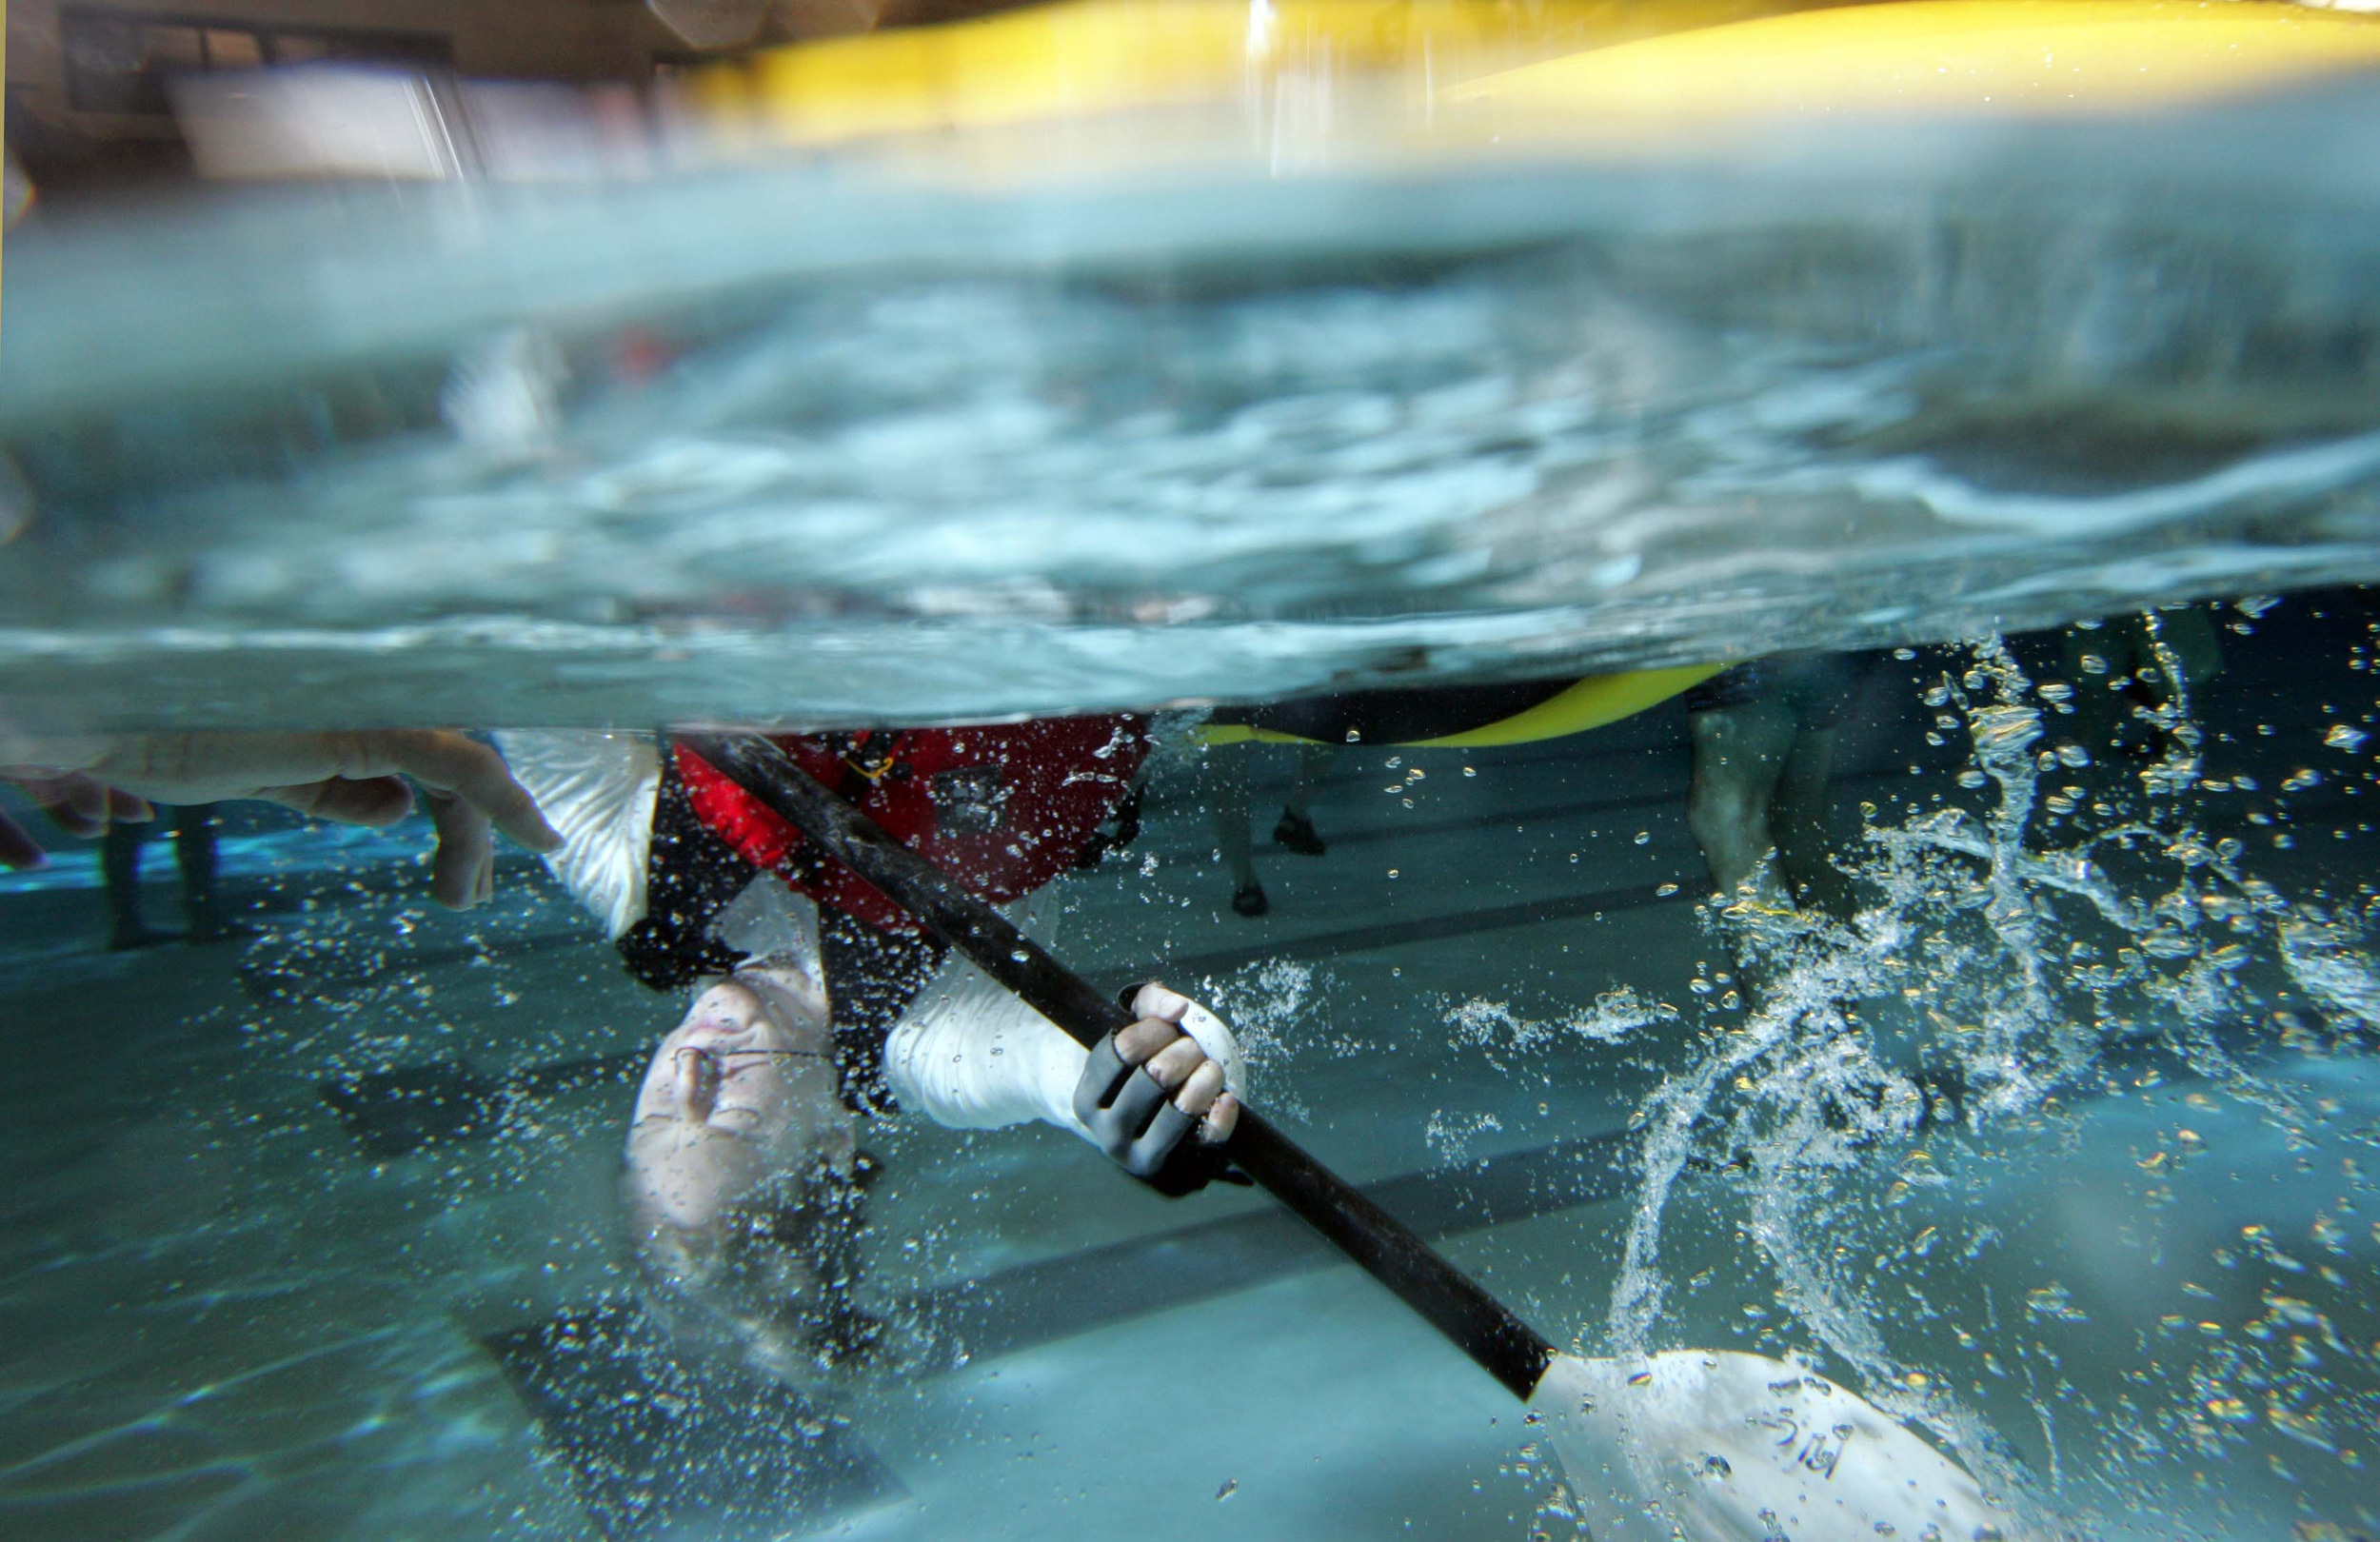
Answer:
(1590, 632, 2380, 1537)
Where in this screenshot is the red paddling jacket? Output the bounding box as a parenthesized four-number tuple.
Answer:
(670, 718, 1145, 935)
(516, 715, 1147, 1111)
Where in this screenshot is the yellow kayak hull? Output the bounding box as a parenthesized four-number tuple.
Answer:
(1195, 664, 1731, 749)
(1457, 0, 2380, 136)
(698, 0, 2380, 155)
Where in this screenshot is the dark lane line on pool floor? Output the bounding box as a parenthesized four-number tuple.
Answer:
(906, 1127, 1638, 1362)
(477, 1127, 1639, 1541)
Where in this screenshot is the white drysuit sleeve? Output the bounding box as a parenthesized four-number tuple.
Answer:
(882, 894, 1245, 1140)
(491, 729, 660, 939)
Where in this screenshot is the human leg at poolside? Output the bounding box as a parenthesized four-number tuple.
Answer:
(1203, 739, 1266, 916)
(1687, 657, 1862, 919)
(1271, 742, 1337, 856)
(1205, 739, 1339, 917)
(101, 818, 173, 951)
(1772, 722, 1852, 920)
(1686, 691, 1799, 902)
(171, 804, 233, 942)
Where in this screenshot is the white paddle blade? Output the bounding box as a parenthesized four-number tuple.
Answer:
(1531, 1351, 2030, 1541)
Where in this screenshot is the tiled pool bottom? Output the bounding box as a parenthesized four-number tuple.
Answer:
(3, 668, 2377, 1542)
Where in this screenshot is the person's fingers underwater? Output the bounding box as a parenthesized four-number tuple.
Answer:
(0, 771, 151, 854)
(1, 730, 562, 907)
(1114, 981, 1240, 1146)
(1073, 980, 1246, 1190)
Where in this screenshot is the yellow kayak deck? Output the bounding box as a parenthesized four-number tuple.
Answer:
(691, 0, 2380, 158)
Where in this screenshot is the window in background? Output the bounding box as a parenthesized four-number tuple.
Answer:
(60, 8, 456, 117)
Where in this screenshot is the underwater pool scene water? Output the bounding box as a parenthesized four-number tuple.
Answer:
(7, 609, 2380, 1542)
(8, 2, 2380, 1539)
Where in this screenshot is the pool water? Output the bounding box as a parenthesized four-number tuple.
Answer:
(7, 62, 2380, 1542)
(4, 607, 2377, 1540)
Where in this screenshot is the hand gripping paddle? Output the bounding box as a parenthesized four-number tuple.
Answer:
(674, 730, 2029, 1541)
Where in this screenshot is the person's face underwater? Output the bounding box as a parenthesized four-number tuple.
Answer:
(625, 968, 852, 1232)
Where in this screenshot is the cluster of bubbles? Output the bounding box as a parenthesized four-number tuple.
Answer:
(1197, 955, 1325, 1123)
(1579, 625, 2380, 1536)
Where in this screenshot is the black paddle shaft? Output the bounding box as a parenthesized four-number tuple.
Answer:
(675, 730, 1558, 1402)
